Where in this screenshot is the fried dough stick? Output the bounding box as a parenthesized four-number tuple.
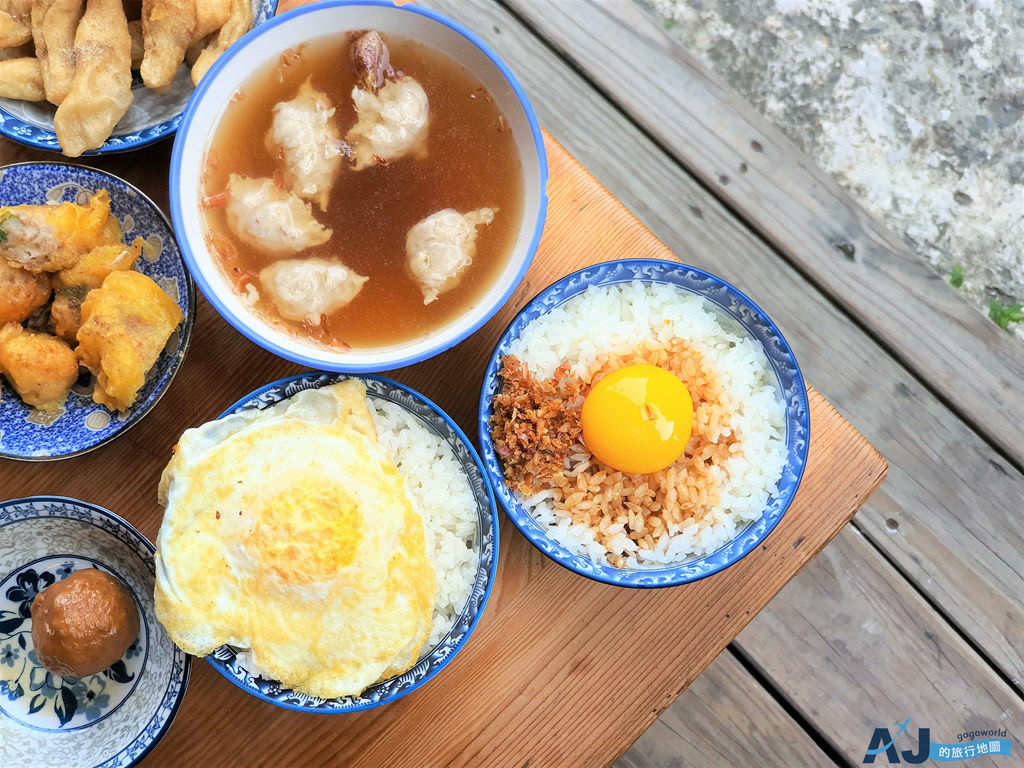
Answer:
(53, 0, 132, 157)
(0, 0, 32, 47)
(140, 0, 228, 92)
(190, 0, 249, 84)
(31, 0, 84, 106)
(0, 56, 43, 99)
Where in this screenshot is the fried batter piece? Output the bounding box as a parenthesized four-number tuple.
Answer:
(54, 237, 141, 290)
(0, 190, 114, 272)
(0, 322, 78, 410)
(190, 0, 249, 85)
(0, 0, 32, 48)
(140, 0, 228, 92)
(53, 0, 132, 158)
(0, 256, 50, 323)
(77, 270, 182, 411)
(50, 284, 85, 341)
(31, 0, 85, 106)
(0, 56, 43, 100)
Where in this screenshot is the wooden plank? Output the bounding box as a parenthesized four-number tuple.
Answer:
(0, 133, 886, 767)
(420, 0, 1024, 696)
(501, 0, 1024, 472)
(737, 526, 1024, 764)
(616, 650, 839, 768)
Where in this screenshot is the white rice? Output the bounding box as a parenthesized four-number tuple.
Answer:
(370, 398, 478, 648)
(506, 281, 788, 567)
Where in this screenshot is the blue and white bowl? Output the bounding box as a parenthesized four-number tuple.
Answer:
(0, 1, 278, 154)
(170, 0, 547, 372)
(204, 371, 498, 712)
(0, 162, 195, 461)
(0, 497, 190, 768)
(477, 259, 811, 588)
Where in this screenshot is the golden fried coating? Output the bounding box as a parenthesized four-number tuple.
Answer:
(31, 0, 84, 106)
(50, 284, 86, 341)
(0, 322, 78, 411)
(190, 0, 248, 85)
(53, 0, 132, 158)
(0, 56, 44, 100)
(77, 270, 182, 411)
(0, 190, 114, 272)
(55, 237, 141, 290)
(138, 0, 191, 92)
(0, 256, 50, 323)
(140, 0, 227, 92)
(0, 0, 32, 47)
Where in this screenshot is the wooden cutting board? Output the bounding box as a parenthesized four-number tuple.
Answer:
(0, 131, 886, 766)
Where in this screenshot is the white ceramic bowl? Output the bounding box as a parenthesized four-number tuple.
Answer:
(170, 0, 547, 372)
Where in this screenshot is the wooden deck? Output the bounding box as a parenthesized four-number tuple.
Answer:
(413, 0, 1024, 765)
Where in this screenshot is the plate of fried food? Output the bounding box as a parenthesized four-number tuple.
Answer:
(0, 0, 277, 156)
(0, 162, 195, 460)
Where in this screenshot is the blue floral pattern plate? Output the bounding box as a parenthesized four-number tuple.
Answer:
(0, 163, 195, 461)
(202, 372, 499, 713)
(0, 497, 190, 768)
(477, 258, 811, 588)
(0, 1, 278, 155)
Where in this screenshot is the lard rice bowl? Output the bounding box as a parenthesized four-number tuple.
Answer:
(154, 379, 478, 699)
(489, 279, 790, 570)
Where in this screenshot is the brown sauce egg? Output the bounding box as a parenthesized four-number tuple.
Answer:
(30, 569, 140, 678)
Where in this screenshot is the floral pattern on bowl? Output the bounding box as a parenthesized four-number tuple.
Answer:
(203, 372, 499, 713)
(477, 258, 811, 588)
(0, 558, 146, 731)
(0, 163, 196, 461)
(0, 497, 189, 768)
(0, 0, 279, 155)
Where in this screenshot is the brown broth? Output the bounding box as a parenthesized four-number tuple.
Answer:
(201, 34, 524, 348)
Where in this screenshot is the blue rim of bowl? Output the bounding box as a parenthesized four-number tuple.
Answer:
(0, 495, 192, 768)
(477, 258, 811, 588)
(0, 161, 197, 462)
(0, 0, 280, 155)
(203, 371, 500, 712)
(169, 0, 549, 373)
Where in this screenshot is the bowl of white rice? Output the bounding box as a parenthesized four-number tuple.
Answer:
(478, 259, 809, 588)
(205, 371, 497, 711)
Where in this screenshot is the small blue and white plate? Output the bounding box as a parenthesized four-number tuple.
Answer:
(478, 258, 811, 588)
(0, 162, 195, 461)
(0, 497, 190, 768)
(205, 372, 498, 712)
(0, 1, 278, 155)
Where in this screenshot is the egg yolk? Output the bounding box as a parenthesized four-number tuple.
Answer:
(581, 364, 693, 475)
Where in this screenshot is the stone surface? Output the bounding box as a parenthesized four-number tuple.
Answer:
(646, 0, 1024, 337)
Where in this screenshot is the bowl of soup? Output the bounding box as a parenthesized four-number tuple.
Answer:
(169, 0, 547, 371)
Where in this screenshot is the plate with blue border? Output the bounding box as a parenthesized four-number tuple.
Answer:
(477, 258, 811, 588)
(203, 371, 498, 712)
(0, 162, 195, 461)
(0, 1, 278, 155)
(0, 496, 190, 768)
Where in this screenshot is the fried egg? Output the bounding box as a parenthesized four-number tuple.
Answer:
(154, 380, 436, 698)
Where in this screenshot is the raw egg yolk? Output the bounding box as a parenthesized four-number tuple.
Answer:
(581, 364, 693, 475)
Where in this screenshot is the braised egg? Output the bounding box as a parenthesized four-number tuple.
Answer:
(581, 364, 693, 475)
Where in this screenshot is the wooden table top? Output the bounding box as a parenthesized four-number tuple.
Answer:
(0, 124, 886, 766)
